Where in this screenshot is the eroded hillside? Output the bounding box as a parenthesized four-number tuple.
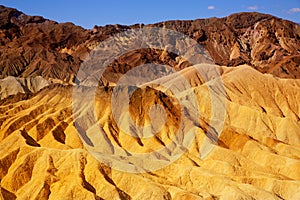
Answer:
(0, 5, 300, 200)
(0, 65, 299, 199)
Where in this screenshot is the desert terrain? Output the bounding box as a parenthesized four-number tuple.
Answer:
(0, 6, 300, 199)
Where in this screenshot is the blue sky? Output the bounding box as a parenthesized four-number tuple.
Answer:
(1, 0, 299, 28)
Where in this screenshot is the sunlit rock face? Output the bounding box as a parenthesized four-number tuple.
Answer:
(0, 5, 300, 200)
(1, 65, 299, 199)
(1, 6, 299, 82)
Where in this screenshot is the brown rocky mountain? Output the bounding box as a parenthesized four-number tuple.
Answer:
(0, 5, 300, 200)
(0, 5, 300, 84)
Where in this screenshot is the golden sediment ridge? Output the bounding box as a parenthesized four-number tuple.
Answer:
(0, 65, 299, 199)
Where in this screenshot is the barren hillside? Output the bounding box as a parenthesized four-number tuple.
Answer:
(0, 5, 300, 200)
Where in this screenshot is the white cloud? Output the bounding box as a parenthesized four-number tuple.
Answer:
(208, 6, 215, 10)
(288, 8, 300, 14)
(247, 5, 259, 11)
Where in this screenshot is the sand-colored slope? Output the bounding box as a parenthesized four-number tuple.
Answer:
(0, 65, 299, 199)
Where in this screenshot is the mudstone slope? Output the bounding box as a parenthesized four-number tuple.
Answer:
(0, 5, 300, 200)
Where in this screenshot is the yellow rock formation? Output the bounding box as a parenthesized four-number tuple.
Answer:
(0, 65, 299, 199)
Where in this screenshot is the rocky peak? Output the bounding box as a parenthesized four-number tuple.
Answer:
(0, 6, 299, 82)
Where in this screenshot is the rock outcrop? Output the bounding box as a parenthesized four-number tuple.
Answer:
(0, 6, 299, 83)
(0, 5, 300, 200)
